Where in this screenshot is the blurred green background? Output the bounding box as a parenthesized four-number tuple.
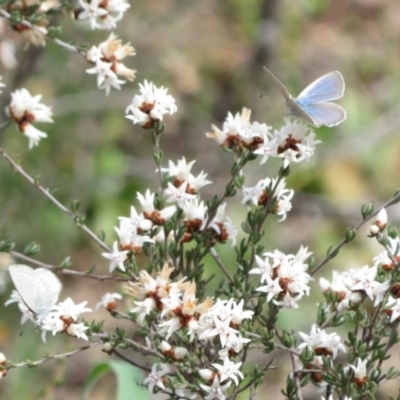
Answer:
(1, 0, 400, 398)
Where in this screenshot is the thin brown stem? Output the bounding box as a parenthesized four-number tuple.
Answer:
(311, 194, 400, 276)
(5, 342, 100, 370)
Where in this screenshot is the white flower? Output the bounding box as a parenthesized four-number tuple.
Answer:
(95, 292, 122, 311)
(164, 181, 197, 205)
(125, 80, 177, 128)
(207, 203, 237, 246)
(251, 246, 312, 306)
(101, 241, 129, 272)
(298, 324, 346, 359)
(118, 206, 153, 232)
(271, 120, 321, 167)
(371, 208, 387, 232)
(373, 236, 400, 272)
(86, 61, 125, 96)
(199, 376, 231, 400)
(253, 133, 278, 164)
(242, 177, 294, 222)
(161, 158, 212, 194)
(130, 297, 156, 323)
(8, 88, 53, 149)
(385, 297, 400, 322)
(78, 0, 130, 30)
(143, 363, 170, 393)
(66, 322, 89, 340)
(348, 358, 369, 384)
(206, 108, 272, 152)
(86, 33, 136, 95)
(212, 357, 243, 386)
(0, 76, 5, 93)
(51, 298, 92, 320)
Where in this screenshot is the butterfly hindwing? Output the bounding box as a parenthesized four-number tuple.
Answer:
(298, 102, 347, 127)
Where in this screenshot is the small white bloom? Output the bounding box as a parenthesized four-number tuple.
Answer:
(86, 33, 136, 95)
(66, 322, 89, 340)
(164, 181, 197, 205)
(199, 375, 231, 400)
(212, 357, 243, 386)
(131, 297, 156, 323)
(386, 297, 400, 322)
(271, 120, 321, 166)
(126, 80, 177, 128)
(102, 241, 129, 272)
(8, 88, 53, 149)
(78, 0, 130, 30)
(95, 292, 122, 311)
(143, 363, 170, 393)
(52, 298, 92, 320)
(348, 358, 369, 383)
(298, 324, 346, 359)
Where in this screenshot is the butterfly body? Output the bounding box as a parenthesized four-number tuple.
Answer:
(264, 68, 346, 127)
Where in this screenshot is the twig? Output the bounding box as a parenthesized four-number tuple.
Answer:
(209, 247, 233, 284)
(311, 193, 400, 275)
(113, 349, 152, 372)
(5, 341, 100, 370)
(10, 250, 131, 281)
(0, 148, 111, 252)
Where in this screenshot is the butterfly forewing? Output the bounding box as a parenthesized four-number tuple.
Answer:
(9, 264, 62, 317)
(296, 71, 345, 104)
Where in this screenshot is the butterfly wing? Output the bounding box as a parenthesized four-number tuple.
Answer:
(296, 71, 345, 104)
(263, 67, 292, 101)
(9, 265, 62, 317)
(297, 102, 347, 127)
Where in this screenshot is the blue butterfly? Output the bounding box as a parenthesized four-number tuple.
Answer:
(264, 68, 346, 127)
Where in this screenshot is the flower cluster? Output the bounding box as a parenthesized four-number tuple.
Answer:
(207, 108, 321, 167)
(242, 177, 294, 221)
(206, 108, 269, 151)
(127, 264, 253, 397)
(5, 292, 91, 342)
(298, 324, 347, 387)
(162, 157, 212, 203)
(250, 246, 313, 308)
(86, 33, 136, 95)
(77, 0, 130, 30)
(7, 88, 53, 148)
(320, 265, 390, 311)
(6, 0, 60, 46)
(125, 80, 177, 128)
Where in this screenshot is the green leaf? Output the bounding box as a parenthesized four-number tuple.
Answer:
(81, 360, 148, 400)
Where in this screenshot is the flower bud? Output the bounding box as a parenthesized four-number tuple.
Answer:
(172, 347, 187, 360)
(102, 342, 113, 354)
(374, 208, 387, 230)
(160, 341, 172, 354)
(199, 368, 214, 381)
(369, 224, 380, 236)
(0, 353, 6, 365)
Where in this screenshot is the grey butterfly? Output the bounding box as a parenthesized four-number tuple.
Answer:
(264, 67, 346, 127)
(9, 264, 62, 319)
